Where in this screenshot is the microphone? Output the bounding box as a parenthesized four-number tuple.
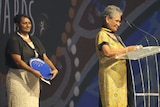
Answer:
(124, 19, 159, 46)
(124, 19, 149, 46)
(124, 19, 133, 28)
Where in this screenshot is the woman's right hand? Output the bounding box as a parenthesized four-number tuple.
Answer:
(127, 45, 143, 52)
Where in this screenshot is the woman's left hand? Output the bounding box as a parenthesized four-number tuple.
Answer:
(50, 69, 58, 80)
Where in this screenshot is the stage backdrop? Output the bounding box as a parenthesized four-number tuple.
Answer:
(0, 0, 160, 107)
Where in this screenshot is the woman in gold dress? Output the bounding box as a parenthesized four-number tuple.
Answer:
(95, 5, 142, 107)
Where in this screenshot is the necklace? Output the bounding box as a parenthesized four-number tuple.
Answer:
(17, 32, 29, 40)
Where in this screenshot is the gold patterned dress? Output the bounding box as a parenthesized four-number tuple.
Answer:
(95, 28, 127, 107)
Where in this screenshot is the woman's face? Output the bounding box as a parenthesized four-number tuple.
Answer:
(18, 17, 32, 34)
(106, 13, 121, 32)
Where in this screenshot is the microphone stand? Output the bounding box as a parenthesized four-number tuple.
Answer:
(124, 19, 159, 107)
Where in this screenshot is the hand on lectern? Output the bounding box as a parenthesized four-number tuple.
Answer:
(136, 45, 143, 49)
(127, 45, 143, 52)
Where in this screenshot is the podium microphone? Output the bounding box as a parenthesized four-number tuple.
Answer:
(124, 19, 133, 28)
(124, 19, 159, 46)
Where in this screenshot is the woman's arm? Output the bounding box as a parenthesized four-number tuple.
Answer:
(102, 45, 139, 58)
(11, 54, 42, 78)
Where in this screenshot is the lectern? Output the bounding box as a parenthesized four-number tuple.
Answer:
(116, 46, 160, 107)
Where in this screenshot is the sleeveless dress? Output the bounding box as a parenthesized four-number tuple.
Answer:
(95, 28, 127, 107)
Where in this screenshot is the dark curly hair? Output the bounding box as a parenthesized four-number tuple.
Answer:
(14, 14, 31, 24)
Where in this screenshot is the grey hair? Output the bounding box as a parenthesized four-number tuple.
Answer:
(102, 5, 123, 18)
